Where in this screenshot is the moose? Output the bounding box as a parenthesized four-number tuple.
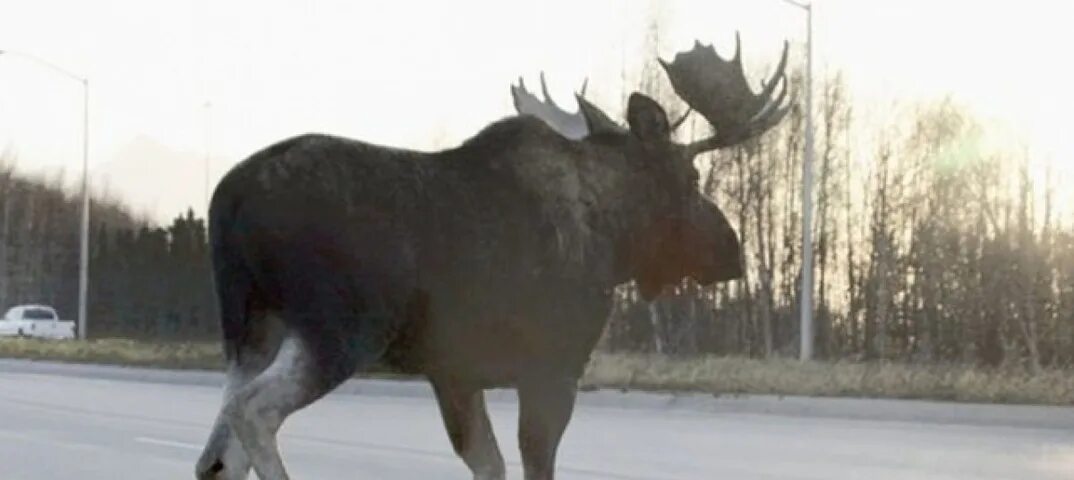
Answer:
(195, 35, 789, 480)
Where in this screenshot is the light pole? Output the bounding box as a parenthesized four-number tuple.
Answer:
(203, 100, 212, 213)
(778, 0, 815, 361)
(0, 50, 91, 340)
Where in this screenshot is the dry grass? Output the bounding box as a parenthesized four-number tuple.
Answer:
(0, 337, 223, 370)
(582, 353, 1074, 405)
(3, 338, 1073, 405)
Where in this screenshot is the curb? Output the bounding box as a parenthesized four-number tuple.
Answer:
(3, 358, 1074, 430)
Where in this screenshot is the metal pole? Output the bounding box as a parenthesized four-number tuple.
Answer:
(78, 79, 90, 340)
(0, 50, 91, 340)
(799, 4, 815, 361)
(204, 101, 211, 213)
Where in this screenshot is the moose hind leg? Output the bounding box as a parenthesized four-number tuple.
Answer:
(432, 379, 506, 480)
(517, 376, 579, 480)
(197, 313, 285, 480)
(223, 318, 376, 480)
(196, 359, 269, 480)
(221, 333, 313, 480)
(223, 292, 396, 480)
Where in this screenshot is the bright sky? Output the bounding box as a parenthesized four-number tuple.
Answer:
(0, 0, 1070, 223)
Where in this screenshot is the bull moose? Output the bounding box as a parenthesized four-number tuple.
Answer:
(195, 35, 789, 480)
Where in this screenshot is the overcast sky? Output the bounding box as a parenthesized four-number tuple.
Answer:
(0, 0, 1069, 223)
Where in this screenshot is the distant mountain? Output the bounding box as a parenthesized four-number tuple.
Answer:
(94, 136, 216, 225)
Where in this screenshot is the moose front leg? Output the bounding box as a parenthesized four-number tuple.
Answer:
(517, 375, 578, 480)
(431, 378, 506, 480)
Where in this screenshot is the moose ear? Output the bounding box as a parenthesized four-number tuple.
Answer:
(575, 94, 622, 136)
(626, 93, 670, 142)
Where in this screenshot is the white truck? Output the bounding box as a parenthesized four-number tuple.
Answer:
(0, 304, 76, 340)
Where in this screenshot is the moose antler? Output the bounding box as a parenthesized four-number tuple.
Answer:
(511, 72, 591, 139)
(660, 33, 790, 156)
(511, 73, 624, 139)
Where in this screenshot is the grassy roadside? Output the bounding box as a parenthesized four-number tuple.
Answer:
(582, 354, 1074, 405)
(0, 337, 223, 370)
(2, 337, 1072, 406)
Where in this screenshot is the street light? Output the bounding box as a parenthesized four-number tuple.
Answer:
(0, 49, 91, 340)
(778, 0, 815, 361)
(203, 100, 212, 214)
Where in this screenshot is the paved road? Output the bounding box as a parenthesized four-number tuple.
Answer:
(1, 370, 1073, 479)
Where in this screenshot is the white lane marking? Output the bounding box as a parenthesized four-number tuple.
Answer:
(136, 436, 202, 451)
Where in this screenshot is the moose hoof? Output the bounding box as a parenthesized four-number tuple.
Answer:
(195, 459, 225, 480)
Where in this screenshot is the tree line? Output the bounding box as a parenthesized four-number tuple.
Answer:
(0, 158, 215, 340)
(601, 14, 1072, 370)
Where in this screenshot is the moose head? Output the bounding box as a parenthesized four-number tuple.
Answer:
(512, 34, 790, 298)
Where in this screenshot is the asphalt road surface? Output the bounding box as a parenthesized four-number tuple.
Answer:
(2, 369, 1074, 479)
